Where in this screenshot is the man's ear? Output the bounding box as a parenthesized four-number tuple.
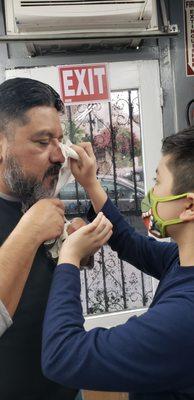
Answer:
(179, 194, 194, 222)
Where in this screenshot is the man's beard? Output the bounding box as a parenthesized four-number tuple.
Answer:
(3, 154, 61, 213)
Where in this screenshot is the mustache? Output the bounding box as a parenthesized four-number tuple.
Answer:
(44, 163, 62, 179)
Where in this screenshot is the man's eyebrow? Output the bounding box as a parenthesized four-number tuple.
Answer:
(155, 168, 159, 175)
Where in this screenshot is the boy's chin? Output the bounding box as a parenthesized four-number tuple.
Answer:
(166, 224, 181, 240)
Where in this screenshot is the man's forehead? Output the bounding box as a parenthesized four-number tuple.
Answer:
(8, 106, 63, 138)
(26, 105, 60, 120)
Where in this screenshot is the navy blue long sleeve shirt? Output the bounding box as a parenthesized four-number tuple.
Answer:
(42, 198, 194, 399)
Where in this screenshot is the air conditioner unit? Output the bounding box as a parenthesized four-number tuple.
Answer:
(5, 0, 158, 36)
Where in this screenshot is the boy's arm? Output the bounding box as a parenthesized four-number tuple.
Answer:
(70, 144, 177, 280)
(86, 178, 108, 213)
(42, 264, 189, 393)
(88, 196, 177, 279)
(70, 143, 108, 213)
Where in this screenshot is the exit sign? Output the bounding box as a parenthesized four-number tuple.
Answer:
(59, 63, 110, 105)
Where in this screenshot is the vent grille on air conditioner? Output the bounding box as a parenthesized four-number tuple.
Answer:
(20, 1, 147, 6)
(6, 0, 154, 34)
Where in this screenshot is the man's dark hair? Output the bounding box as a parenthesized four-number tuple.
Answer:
(162, 126, 194, 194)
(0, 77, 64, 132)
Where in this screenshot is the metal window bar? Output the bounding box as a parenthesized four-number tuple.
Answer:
(87, 105, 109, 314)
(67, 105, 82, 215)
(128, 90, 146, 307)
(108, 101, 118, 208)
(128, 90, 139, 212)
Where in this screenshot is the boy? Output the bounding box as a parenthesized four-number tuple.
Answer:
(42, 127, 194, 400)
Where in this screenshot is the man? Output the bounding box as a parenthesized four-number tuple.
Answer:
(0, 77, 78, 399)
(42, 128, 194, 399)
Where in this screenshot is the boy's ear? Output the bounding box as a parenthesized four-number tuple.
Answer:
(179, 194, 194, 222)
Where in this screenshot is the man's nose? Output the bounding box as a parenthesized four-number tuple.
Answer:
(50, 143, 65, 164)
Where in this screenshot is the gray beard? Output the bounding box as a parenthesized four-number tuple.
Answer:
(3, 155, 57, 213)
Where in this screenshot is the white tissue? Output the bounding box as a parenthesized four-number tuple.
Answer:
(44, 140, 79, 255)
(46, 220, 71, 259)
(54, 140, 79, 196)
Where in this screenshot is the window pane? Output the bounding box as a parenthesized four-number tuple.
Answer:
(61, 90, 153, 316)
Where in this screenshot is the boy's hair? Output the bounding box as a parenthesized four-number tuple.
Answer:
(0, 77, 64, 133)
(162, 126, 194, 194)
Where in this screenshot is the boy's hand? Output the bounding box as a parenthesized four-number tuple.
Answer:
(58, 212, 113, 268)
(70, 142, 108, 213)
(18, 198, 65, 245)
(70, 142, 98, 191)
(67, 217, 92, 267)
